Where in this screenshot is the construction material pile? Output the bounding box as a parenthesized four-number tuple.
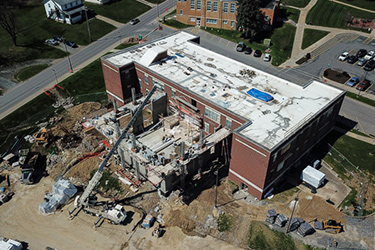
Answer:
(39, 179, 77, 214)
(289, 217, 304, 232)
(297, 222, 315, 237)
(274, 214, 288, 227)
(314, 220, 324, 230)
(265, 209, 277, 224)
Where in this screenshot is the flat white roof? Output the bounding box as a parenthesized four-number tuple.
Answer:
(104, 32, 343, 150)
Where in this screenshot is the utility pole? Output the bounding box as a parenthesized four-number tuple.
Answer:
(84, 7, 92, 42)
(214, 169, 219, 208)
(286, 195, 299, 234)
(63, 39, 74, 73)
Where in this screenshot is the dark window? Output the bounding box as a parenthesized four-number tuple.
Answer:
(191, 99, 197, 107)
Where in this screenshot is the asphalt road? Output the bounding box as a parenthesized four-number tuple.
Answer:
(0, 0, 176, 119)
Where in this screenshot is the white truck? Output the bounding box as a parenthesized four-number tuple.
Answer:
(301, 166, 325, 189)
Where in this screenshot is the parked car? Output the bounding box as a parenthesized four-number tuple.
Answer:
(347, 55, 358, 64)
(356, 49, 367, 58)
(364, 50, 374, 60)
(263, 53, 271, 62)
(130, 18, 140, 25)
(244, 47, 252, 55)
(53, 36, 64, 42)
(357, 58, 367, 67)
(45, 39, 58, 46)
(253, 49, 262, 57)
(346, 76, 359, 87)
(65, 40, 78, 48)
(364, 60, 375, 71)
(236, 42, 246, 52)
(338, 52, 349, 61)
(356, 79, 371, 91)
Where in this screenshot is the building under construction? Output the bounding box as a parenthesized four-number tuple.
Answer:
(100, 31, 345, 199)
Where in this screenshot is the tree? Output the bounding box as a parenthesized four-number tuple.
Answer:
(236, 0, 265, 40)
(0, 0, 24, 46)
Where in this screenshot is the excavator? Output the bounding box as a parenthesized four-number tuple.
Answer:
(323, 220, 343, 234)
(69, 86, 157, 228)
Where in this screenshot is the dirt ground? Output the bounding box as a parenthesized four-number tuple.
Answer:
(0, 174, 238, 250)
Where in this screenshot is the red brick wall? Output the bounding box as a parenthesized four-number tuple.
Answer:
(176, 0, 278, 30)
(101, 60, 124, 105)
(229, 133, 270, 199)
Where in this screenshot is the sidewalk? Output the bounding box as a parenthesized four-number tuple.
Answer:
(96, 15, 124, 28)
(334, 126, 375, 145)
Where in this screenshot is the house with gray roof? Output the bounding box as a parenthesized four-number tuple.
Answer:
(43, 0, 85, 24)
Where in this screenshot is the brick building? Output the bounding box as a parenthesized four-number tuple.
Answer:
(101, 32, 345, 199)
(176, 0, 280, 30)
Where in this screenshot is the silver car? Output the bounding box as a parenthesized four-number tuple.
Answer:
(357, 58, 367, 67)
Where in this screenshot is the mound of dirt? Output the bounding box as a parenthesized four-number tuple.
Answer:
(65, 156, 101, 184)
(68, 102, 102, 121)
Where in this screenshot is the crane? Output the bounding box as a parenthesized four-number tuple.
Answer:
(69, 86, 157, 223)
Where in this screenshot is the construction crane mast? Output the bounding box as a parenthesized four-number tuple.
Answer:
(69, 86, 157, 219)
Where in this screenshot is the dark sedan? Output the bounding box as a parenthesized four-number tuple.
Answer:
(347, 55, 358, 64)
(356, 49, 367, 58)
(244, 47, 252, 55)
(356, 79, 371, 91)
(364, 60, 375, 71)
(253, 49, 262, 57)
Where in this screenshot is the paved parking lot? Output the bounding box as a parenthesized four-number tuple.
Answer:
(298, 35, 375, 94)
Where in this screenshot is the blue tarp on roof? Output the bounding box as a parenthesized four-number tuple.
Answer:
(247, 88, 274, 102)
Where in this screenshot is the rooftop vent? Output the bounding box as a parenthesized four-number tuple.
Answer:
(139, 46, 168, 66)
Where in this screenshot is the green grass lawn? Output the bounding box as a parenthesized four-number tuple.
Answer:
(286, 7, 300, 23)
(270, 23, 296, 66)
(14, 64, 50, 82)
(283, 0, 311, 8)
(302, 29, 329, 49)
(86, 0, 151, 23)
(115, 43, 138, 50)
(306, 0, 375, 30)
(337, 0, 375, 11)
(324, 131, 375, 177)
(0, 59, 107, 154)
(164, 19, 194, 29)
(345, 92, 375, 107)
(0, 2, 115, 66)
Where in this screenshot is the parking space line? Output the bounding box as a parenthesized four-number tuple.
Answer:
(356, 117, 366, 134)
(211, 35, 215, 40)
(190, 27, 195, 32)
(203, 32, 207, 38)
(367, 39, 375, 45)
(365, 84, 373, 92)
(195, 29, 201, 35)
(218, 38, 222, 44)
(226, 41, 230, 47)
(348, 49, 355, 55)
(312, 39, 343, 60)
(343, 112, 347, 118)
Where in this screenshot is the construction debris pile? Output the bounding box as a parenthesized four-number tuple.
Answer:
(39, 178, 77, 215)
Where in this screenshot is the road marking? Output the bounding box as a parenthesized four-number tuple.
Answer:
(365, 84, 373, 93)
(226, 41, 230, 47)
(311, 38, 343, 60)
(203, 32, 207, 38)
(191, 27, 195, 32)
(195, 29, 201, 35)
(211, 34, 215, 40)
(218, 38, 222, 44)
(356, 117, 366, 134)
(368, 39, 375, 45)
(348, 49, 355, 55)
(343, 112, 347, 118)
